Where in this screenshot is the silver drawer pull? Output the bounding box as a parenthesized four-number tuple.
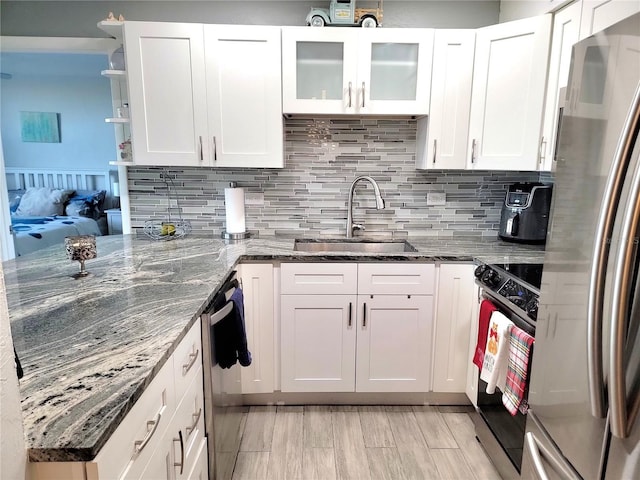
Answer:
(173, 430, 184, 475)
(185, 407, 202, 436)
(134, 411, 162, 454)
(182, 348, 199, 376)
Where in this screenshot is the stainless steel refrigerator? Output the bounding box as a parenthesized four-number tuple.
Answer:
(522, 11, 640, 480)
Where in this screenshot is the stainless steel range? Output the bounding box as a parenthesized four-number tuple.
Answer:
(474, 263, 542, 324)
(472, 262, 542, 478)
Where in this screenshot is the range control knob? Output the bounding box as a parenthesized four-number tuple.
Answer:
(481, 269, 502, 288)
(527, 299, 539, 320)
(474, 264, 488, 279)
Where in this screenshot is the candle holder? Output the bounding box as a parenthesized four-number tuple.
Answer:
(64, 235, 97, 279)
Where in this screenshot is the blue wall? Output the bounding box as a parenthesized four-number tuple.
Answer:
(0, 53, 115, 172)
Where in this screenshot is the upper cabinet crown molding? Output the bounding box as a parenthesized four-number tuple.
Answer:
(281, 27, 434, 116)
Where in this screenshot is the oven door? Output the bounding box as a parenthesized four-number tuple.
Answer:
(475, 289, 536, 478)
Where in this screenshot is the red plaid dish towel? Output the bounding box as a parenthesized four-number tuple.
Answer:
(473, 299, 498, 369)
(502, 326, 535, 416)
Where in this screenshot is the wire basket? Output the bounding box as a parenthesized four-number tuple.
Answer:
(143, 220, 192, 240)
(143, 170, 192, 241)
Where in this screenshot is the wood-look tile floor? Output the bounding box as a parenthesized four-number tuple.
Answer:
(232, 405, 502, 480)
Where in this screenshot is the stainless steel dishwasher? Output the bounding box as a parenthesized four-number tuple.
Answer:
(201, 274, 249, 480)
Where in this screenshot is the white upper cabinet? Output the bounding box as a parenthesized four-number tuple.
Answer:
(204, 25, 283, 168)
(579, 0, 640, 39)
(540, 1, 582, 171)
(282, 27, 433, 115)
(125, 21, 210, 167)
(417, 30, 475, 169)
(124, 22, 283, 168)
(467, 14, 552, 171)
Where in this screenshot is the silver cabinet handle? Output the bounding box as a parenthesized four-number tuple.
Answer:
(470, 139, 477, 164)
(134, 411, 162, 454)
(590, 84, 640, 421)
(432, 139, 437, 165)
(199, 136, 203, 162)
(361, 81, 365, 108)
(609, 85, 640, 439)
(185, 407, 202, 437)
(348, 82, 352, 108)
(173, 430, 184, 475)
(539, 136, 547, 165)
(525, 433, 551, 480)
(362, 302, 367, 328)
(213, 136, 217, 162)
(182, 348, 199, 376)
(348, 302, 352, 327)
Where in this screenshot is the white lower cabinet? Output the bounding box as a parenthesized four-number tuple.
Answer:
(281, 294, 357, 392)
(356, 294, 433, 392)
(280, 263, 434, 393)
(30, 320, 206, 480)
(237, 263, 275, 394)
(432, 264, 476, 394)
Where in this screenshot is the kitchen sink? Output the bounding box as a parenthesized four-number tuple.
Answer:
(293, 239, 418, 253)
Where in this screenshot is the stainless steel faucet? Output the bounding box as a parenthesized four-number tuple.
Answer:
(346, 176, 385, 238)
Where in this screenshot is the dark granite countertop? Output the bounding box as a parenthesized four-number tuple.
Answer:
(4, 234, 544, 462)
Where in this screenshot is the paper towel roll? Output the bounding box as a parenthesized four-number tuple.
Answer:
(224, 186, 246, 234)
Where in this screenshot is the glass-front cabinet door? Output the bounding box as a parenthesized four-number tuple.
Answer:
(357, 28, 433, 115)
(282, 27, 358, 114)
(282, 27, 433, 115)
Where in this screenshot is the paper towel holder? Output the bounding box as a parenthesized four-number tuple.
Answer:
(222, 231, 251, 241)
(222, 182, 251, 241)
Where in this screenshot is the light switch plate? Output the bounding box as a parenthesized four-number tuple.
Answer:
(245, 192, 264, 206)
(427, 192, 446, 206)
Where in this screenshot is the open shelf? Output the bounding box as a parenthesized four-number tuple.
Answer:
(101, 69, 127, 78)
(105, 117, 130, 124)
(97, 20, 124, 41)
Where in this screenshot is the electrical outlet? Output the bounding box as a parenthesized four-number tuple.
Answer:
(245, 192, 264, 206)
(426, 192, 446, 206)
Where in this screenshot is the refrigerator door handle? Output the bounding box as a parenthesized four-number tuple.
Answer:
(525, 432, 582, 480)
(589, 83, 640, 420)
(525, 433, 551, 480)
(609, 84, 640, 439)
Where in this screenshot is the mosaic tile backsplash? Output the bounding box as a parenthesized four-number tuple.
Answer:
(127, 118, 552, 238)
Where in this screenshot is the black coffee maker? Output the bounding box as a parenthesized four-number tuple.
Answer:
(498, 183, 553, 244)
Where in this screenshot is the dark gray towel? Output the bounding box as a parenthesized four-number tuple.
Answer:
(211, 287, 252, 369)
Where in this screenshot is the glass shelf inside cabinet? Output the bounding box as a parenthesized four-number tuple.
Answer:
(296, 42, 344, 100)
(370, 43, 419, 101)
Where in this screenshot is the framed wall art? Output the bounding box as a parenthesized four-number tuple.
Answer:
(20, 111, 61, 143)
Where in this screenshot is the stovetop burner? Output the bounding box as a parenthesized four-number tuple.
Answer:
(492, 263, 543, 290)
(474, 263, 543, 322)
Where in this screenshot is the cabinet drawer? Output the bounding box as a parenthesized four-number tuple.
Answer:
(358, 263, 435, 295)
(281, 263, 358, 295)
(174, 370, 205, 479)
(173, 319, 203, 401)
(93, 358, 176, 480)
(186, 438, 208, 480)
